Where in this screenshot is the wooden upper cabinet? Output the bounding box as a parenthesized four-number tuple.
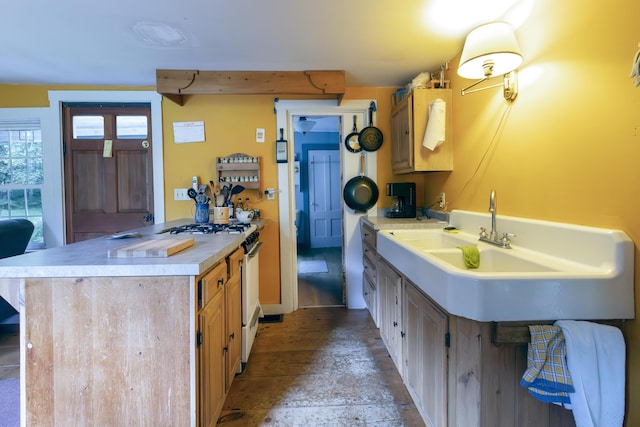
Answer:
(391, 88, 453, 173)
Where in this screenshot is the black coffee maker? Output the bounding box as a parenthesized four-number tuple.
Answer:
(385, 183, 416, 218)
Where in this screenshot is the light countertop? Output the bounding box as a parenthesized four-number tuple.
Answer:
(0, 219, 250, 278)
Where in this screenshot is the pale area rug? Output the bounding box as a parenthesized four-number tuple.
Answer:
(298, 259, 328, 274)
(0, 378, 19, 427)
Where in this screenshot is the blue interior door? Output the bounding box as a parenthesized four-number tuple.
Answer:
(308, 149, 341, 248)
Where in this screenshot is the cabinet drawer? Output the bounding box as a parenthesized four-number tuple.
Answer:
(363, 253, 376, 284)
(363, 273, 377, 320)
(362, 240, 377, 267)
(361, 223, 376, 248)
(227, 247, 244, 280)
(199, 261, 227, 309)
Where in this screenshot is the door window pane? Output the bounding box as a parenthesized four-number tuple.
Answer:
(73, 116, 104, 139)
(116, 115, 148, 139)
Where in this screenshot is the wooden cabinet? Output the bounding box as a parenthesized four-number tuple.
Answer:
(216, 153, 261, 190)
(225, 248, 243, 390)
(403, 280, 448, 427)
(360, 222, 379, 326)
(197, 260, 227, 427)
(391, 88, 453, 173)
(197, 246, 244, 426)
(377, 258, 403, 371)
(376, 252, 577, 427)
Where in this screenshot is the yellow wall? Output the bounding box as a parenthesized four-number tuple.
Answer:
(421, 0, 640, 423)
(161, 95, 282, 303)
(0, 85, 154, 107)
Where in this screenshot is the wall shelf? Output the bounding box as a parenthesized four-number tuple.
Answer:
(216, 153, 261, 190)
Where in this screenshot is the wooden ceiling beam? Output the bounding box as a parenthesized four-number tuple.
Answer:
(156, 69, 345, 106)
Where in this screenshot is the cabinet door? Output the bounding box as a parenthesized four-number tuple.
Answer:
(199, 286, 226, 427)
(403, 282, 448, 427)
(378, 259, 403, 370)
(391, 97, 412, 173)
(225, 256, 242, 390)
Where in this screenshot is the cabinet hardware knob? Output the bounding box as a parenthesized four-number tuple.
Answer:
(393, 321, 398, 327)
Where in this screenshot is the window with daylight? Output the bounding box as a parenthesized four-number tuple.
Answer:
(0, 118, 44, 248)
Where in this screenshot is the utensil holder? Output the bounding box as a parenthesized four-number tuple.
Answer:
(195, 203, 210, 223)
(212, 206, 230, 224)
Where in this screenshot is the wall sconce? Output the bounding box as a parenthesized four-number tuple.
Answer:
(457, 22, 523, 101)
(296, 117, 316, 135)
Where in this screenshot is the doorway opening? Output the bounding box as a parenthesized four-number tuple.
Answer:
(293, 115, 344, 307)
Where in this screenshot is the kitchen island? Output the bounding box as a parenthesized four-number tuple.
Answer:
(0, 219, 246, 426)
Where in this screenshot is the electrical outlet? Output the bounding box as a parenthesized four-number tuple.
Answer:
(174, 188, 190, 201)
(439, 192, 446, 209)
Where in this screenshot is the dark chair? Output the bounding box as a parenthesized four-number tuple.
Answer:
(0, 219, 34, 327)
(0, 218, 34, 259)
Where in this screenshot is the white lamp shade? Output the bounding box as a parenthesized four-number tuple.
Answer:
(457, 22, 523, 79)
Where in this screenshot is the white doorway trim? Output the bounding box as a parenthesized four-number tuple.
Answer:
(270, 99, 376, 315)
(46, 90, 164, 247)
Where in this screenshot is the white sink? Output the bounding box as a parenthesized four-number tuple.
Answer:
(428, 248, 558, 273)
(385, 229, 468, 250)
(376, 210, 635, 322)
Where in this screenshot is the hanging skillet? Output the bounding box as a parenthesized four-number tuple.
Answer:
(343, 153, 379, 213)
(359, 102, 383, 152)
(344, 115, 361, 153)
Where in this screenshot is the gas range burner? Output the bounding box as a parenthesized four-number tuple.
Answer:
(168, 223, 251, 235)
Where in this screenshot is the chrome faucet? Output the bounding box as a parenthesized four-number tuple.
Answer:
(479, 189, 513, 248)
(489, 189, 498, 241)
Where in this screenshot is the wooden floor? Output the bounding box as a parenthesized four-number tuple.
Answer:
(297, 247, 344, 307)
(218, 307, 425, 426)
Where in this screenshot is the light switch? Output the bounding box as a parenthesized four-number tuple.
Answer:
(256, 128, 265, 143)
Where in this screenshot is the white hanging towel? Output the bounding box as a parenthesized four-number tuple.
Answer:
(555, 320, 625, 427)
(422, 98, 446, 151)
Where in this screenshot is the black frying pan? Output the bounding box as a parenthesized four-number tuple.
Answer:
(344, 115, 361, 153)
(359, 102, 383, 152)
(343, 154, 379, 212)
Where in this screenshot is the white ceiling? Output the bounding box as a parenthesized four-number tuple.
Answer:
(1, 0, 526, 88)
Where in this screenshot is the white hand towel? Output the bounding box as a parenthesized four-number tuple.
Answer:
(422, 98, 446, 151)
(555, 320, 625, 427)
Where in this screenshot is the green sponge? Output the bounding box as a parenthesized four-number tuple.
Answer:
(457, 246, 480, 269)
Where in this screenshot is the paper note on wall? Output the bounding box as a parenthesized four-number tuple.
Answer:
(173, 121, 205, 143)
(422, 99, 446, 151)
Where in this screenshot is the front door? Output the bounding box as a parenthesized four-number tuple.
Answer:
(308, 149, 341, 248)
(63, 104, 154, 243)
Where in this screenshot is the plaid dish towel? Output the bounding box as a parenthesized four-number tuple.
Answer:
(520, 325, 575, 404)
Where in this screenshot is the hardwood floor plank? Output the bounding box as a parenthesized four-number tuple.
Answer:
(218, 403, 424, 426)
(221, 307, 425, 426)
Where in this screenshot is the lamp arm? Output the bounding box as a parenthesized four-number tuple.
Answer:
(460, 70, 518, 101)
(461, 77, 504, 95)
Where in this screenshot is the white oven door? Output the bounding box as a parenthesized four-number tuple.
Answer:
(242, 242, 262, 364)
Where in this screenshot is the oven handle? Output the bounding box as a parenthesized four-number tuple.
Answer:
(247, 241, 263, 258)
